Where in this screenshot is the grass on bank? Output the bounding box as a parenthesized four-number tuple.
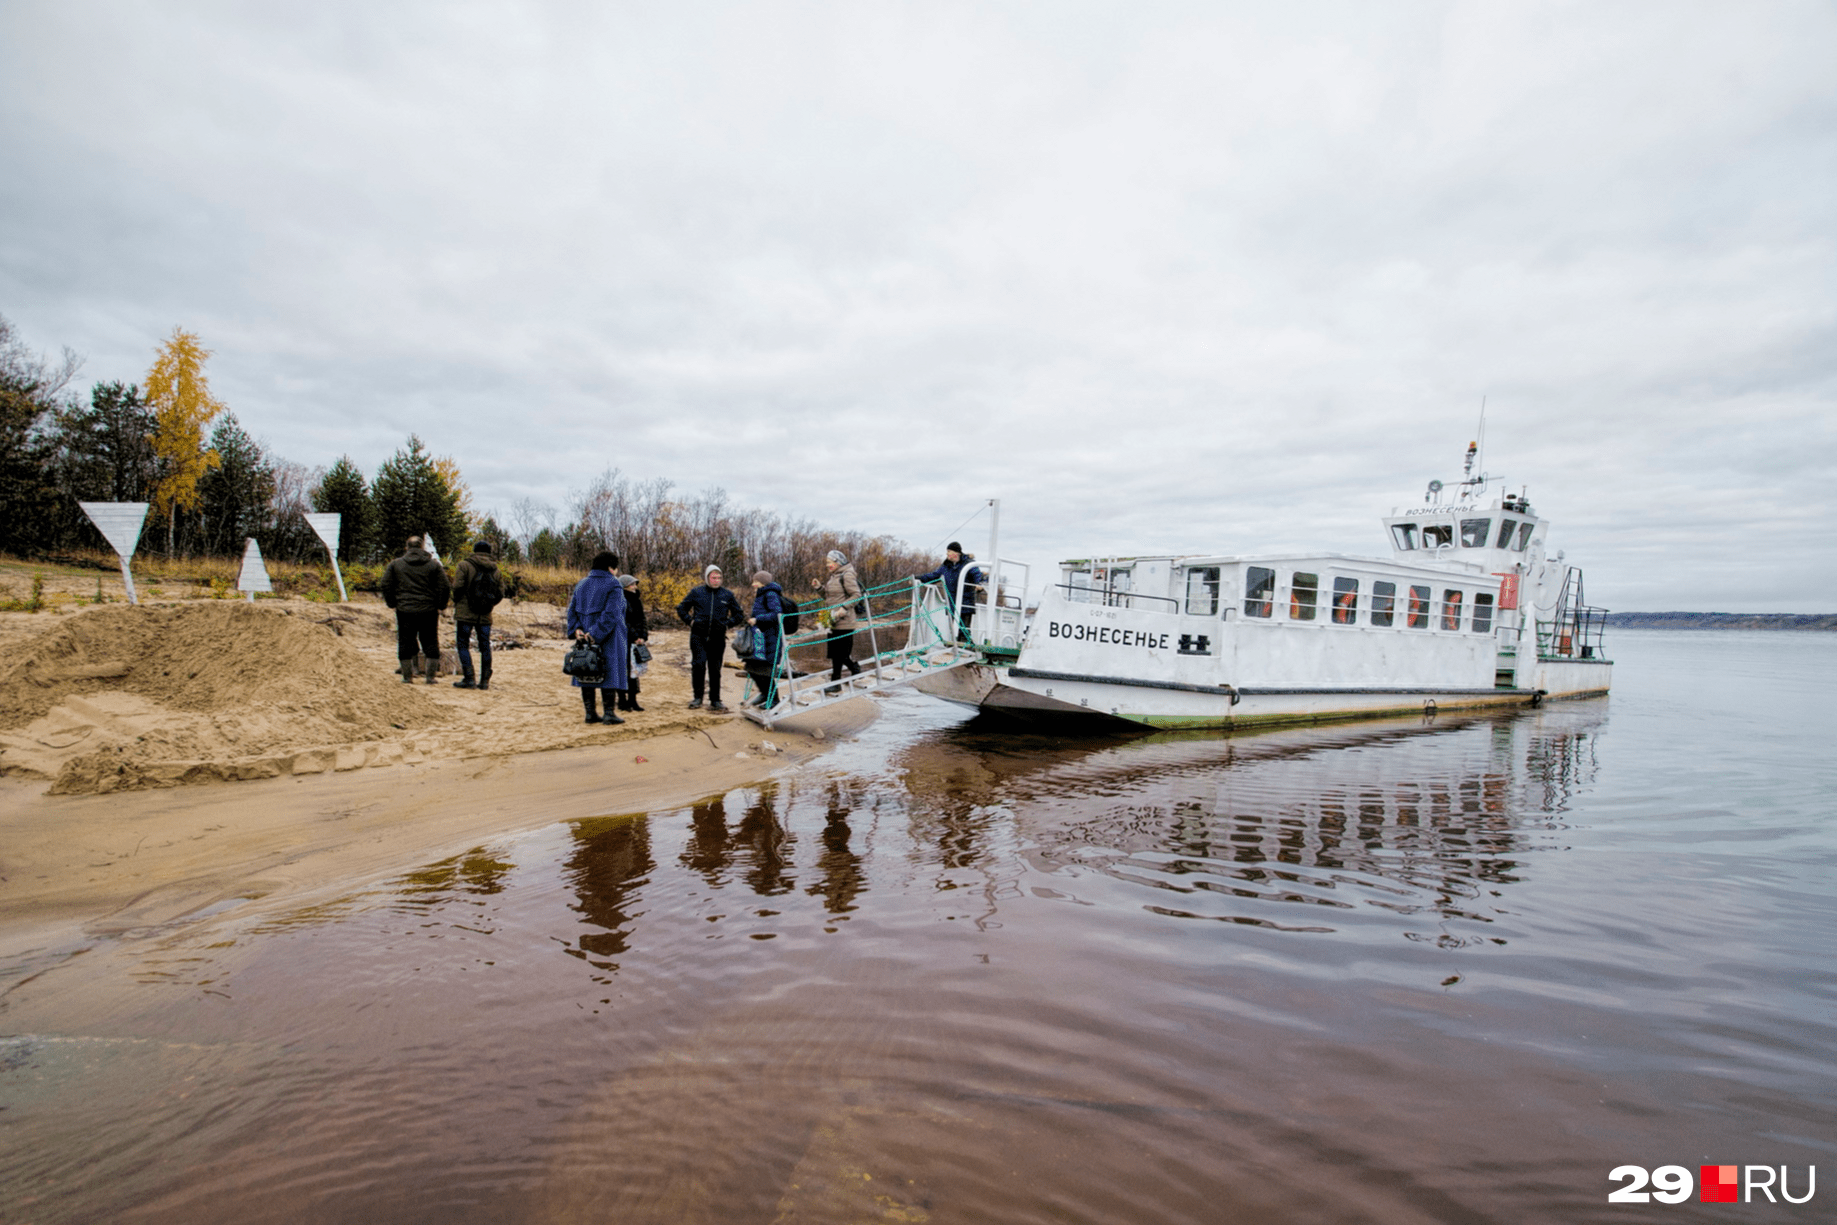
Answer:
(0, 552, 702, 612)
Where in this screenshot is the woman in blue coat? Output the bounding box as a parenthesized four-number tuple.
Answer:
(745, 570, 787, 707)
(565, 550, 630, 724)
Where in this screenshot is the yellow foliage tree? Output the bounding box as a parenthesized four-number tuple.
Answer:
(432, 455, 476, 537)
(146, 328, 226, 553)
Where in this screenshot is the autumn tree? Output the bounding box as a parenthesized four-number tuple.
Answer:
(312, 456, 375, 561)
(145, 328, 226, 554)
(432, 455, 476, 538)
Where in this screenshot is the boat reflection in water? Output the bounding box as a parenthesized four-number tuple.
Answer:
(887, 702, 1602, 947)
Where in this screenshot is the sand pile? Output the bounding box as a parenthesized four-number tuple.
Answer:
(0, 603, 445, 794)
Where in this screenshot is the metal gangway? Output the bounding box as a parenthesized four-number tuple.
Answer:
(738, 555, 1031, 728)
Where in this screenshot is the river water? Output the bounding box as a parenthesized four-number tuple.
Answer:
(2, 630, 1833, 1223)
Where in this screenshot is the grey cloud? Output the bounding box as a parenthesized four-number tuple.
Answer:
(2, 1, 1833, 610)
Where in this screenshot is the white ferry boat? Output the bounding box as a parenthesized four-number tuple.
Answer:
(916, 445, 1611, 728)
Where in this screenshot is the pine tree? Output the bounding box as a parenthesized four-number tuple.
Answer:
(145, 328, 226, 555)
(372, 435, 467, 558)
(0, 315, 81, 556)
(197, 414, 274, 554)
(312, 456, 375, 561)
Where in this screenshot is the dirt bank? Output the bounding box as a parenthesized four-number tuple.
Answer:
(0, 599, 767, 795)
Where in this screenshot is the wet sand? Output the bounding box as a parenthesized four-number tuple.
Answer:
(0, 593, 879, 955)
(0, 698, 874, 961)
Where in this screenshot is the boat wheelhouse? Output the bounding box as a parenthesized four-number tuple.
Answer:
(916, 446, 1612, 728)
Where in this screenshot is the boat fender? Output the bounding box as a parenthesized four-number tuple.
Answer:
(1423, 699, 1437, 717)
(1224, 685, 1241, 706)
(1530, 689, 1547, 707)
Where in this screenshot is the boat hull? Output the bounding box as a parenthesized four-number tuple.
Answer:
(915, 659, 1611, 729)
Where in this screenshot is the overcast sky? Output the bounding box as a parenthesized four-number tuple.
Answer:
(3, 1, 1833, 611)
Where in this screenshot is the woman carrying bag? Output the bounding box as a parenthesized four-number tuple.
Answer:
(813, 549, 863, 693)
(564, 551, 629, 725)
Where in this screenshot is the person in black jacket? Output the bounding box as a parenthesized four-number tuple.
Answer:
(379, 535, 451, 684)
(616, 573, 649, 712)
(676, 564, 745, 712)
(916, 541, 986, 645)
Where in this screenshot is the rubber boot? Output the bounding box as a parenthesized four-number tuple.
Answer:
(424, 658, 439, 685)
(399, 658, 415, 684)
(477, 661, 491, 692)
(582, 688, 602, 724)
(453, 664, 476, 689)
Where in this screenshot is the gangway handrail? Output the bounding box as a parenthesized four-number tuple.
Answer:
(740, 574, 999, 727)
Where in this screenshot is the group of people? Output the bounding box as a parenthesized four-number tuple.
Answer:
(379, 533, 987, 725)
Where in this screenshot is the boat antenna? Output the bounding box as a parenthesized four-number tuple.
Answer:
(1473, 395, 1488, 483)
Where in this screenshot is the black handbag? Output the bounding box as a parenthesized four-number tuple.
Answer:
(632, 643, 652, 665)
(562, 638, 608, 685)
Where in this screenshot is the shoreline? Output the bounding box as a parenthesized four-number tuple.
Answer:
(0, 696, 877, 961)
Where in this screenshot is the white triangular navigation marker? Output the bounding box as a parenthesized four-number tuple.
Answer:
(237, 538, 273, 601)
(424, 532, 442, 564)
(303, 512, 348, 601)
(78, 501, 149, 605)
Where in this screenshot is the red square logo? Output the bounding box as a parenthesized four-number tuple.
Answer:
(1701, 1165, 1739, 1203)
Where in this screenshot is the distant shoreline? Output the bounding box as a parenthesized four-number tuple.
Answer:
(1608, 612, 1837, 631)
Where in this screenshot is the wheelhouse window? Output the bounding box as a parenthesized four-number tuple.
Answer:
(1331, 576, 1358, 624)
(1515, 521, 1534, 551)
(1406, 584, 1431, 628)
(1422, 524, 1454, 548)
(1495, 518, 1518, 548)
(1460, 519, 1490, 548)
(1289, 572, 1318, 621)
(1472, 592, 1495, 633)
(1244, 566, 1275, 618)
(1184, 566, 1220, 616)
(1390, 523, 1418, 550)
(1441, 589, 1464, 631)
(1371, 580, 1396, 627)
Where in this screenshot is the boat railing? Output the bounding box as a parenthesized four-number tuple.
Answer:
(1535, 565, 1609, 659)
(1537, 604, 1609, 659)
(1054, 583, 1181, 613)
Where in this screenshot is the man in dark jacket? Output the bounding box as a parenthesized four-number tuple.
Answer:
(617, 573, 648, 712)
(451, 540, 500, 690)
(676, 564, 745, 711)
(916, 542, 986, 644)
(380, 534, 451, 684)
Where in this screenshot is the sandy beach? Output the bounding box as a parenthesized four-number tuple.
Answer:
(0, 592, 877, 951)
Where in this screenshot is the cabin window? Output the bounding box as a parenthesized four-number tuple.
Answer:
(1515, 521, 1534, 551)
(1390, 523, 1418, 550)
(1495, 518, 1518, 548)
(1184, 567, 1220, 616)
(1331, 577, 1358, 624)
(1406, 585, 1431, 628)
(1460, 519, 1490, 548)
(1244, 567, 1275, 618)
(1422, 524, 1454, 548)
(1472, 592, 1494, 633)
(1371, 581, 1396, 627)
(1441, 589, 1464, 631)
(1289, 572, 1318, 621)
